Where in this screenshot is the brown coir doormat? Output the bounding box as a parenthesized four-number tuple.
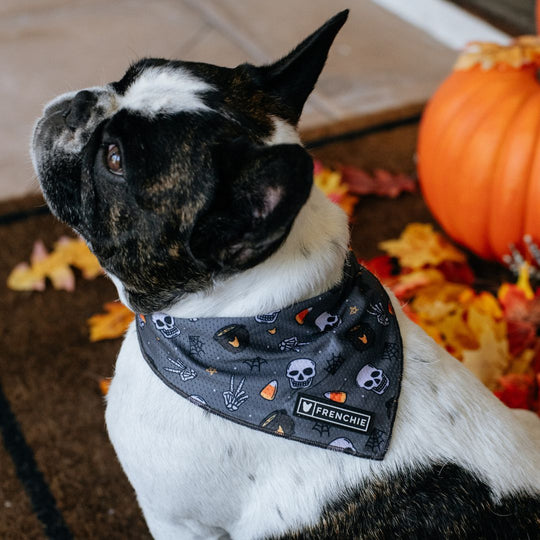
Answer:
(0, 123, 434, 539)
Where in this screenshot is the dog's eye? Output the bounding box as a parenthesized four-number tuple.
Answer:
(106, 144, 123, 175)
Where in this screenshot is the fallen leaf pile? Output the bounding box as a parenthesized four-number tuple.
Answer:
(364, 223, 540, 414)
(7, 237, 102, 291)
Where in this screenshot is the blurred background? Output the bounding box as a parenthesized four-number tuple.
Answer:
(0, 0, 522, 200)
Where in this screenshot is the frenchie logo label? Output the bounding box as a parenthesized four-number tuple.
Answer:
(294, 394, 372, 434)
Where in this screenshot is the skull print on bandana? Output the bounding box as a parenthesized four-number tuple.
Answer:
(137, 252, 403, 460)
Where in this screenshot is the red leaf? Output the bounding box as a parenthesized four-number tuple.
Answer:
(436, 261, 475, 285)
(362, 255, 396, 280)
(340, 166, 416, 198)
(506, 320, 537, 357)
(494, 373, 536, 410)
(313, 159, 324, 176)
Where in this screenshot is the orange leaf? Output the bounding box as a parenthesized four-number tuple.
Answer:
(99, 377, 112, 396)
(88, 302, 134, 342)
(379, 223, 465, 269)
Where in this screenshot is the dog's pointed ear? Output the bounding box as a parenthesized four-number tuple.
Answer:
(190, 138, 313, 271)
(259, 10, 349, 123)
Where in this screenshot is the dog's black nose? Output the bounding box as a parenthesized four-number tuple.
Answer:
(64, 90, 98, 131)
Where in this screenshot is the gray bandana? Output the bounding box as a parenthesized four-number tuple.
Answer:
(136, 253, 402, 460)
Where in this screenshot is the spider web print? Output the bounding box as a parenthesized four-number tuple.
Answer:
(242, 357, 268, 372)
(189, 336, 205, 357)
(382, 342, 400, 363)
(324, 354, 346, 375)
(312, 422, 331, 436)
(385, 397, 396, 419)
(310, 354, 345, 391)
(364, 428, 385, 453)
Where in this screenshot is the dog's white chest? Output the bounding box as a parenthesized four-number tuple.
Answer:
(106, 327, 241, 535)
(105, 325, 349, 539)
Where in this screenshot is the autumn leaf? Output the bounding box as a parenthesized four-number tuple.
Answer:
(313, 162, 358, 216)
(7, 262, 46, 291)
(435, 260, 475, 285)
(494, 373, 536, 410)
(99, 377, 112, 396)
(88, 302, 134, 342)
(379, 223, 466, 269)
(462, 328, 510, 389)
(313, 161, 416, 217)
(7, 237, 102, 291)
(361, 255, 397, 280)
(391, 268, 446, 302)
(54, 236, 102, 279)
(369, 219, 540, 414)
(340, 166, 416, 198)
(411, 282, 469, 323)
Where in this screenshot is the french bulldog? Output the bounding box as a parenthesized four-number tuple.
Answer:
(32, 10, 540, 540)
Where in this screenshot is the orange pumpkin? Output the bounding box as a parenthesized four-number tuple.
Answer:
(417, 38, 540, 262)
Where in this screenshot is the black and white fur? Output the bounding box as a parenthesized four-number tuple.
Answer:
(32, 11, 540, 539)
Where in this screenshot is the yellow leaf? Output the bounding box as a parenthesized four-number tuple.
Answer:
(379, 223, 465, 269)
(466, 293, 506, 342)
(88, 302, 134, 342)
(55, 237, 103, 279)
(314, 166, 358, 217)
(436, 309, 479, 356)
(462, 328, 510, 389)
(411, 282, 469, 322)
(516, 262, 535, 300)
(7, 237, 102, 292)
(507, 348, 536, 375)
(7, 262, 46, 291)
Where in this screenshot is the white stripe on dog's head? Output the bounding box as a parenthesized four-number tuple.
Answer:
(118, 67, 214, 117)
(264, 116, 301, 146)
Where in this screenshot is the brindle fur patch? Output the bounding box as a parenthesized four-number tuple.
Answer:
(272, 463, 540, 539)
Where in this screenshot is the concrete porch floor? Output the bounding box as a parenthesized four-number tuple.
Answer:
(1, 0, 498, 200)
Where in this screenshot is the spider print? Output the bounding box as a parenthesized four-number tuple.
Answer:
(324, 354, 346, 375)
(189, 336, 205, 357)
(312, 422, 331, 436)
(364, 428, 385, 453)
(367, 302, 390, 326)
(243, 357, 268, 372)
(382, 342, 400, 363)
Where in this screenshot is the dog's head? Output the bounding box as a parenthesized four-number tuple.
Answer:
(32, 11, 348, 312)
